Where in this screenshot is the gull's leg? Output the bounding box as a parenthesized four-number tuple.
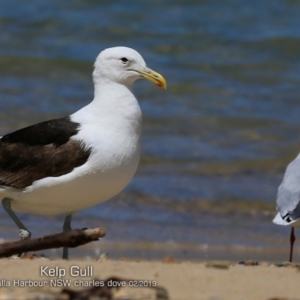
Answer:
(2, 198, 31, 240)
(289, 227, 296, 263)
(62, 213, 72, 260)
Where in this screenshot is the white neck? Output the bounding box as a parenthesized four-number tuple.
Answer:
(72, 78, 142, 134)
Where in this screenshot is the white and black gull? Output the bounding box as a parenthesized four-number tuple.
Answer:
(0, 46, 167, 259)
(273, 154, 300, 262)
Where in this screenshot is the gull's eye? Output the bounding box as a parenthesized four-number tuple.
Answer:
(120, 57, 128, 63)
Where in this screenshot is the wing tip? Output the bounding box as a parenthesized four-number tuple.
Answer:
(273, 213, 293, 226)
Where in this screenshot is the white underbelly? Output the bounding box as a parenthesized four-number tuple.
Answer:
(6, 157, 138, 216)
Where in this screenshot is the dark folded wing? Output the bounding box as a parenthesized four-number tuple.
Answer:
(0, 117, 91, 189)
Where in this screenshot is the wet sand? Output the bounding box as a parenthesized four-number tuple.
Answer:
(0, 257, 298, 300)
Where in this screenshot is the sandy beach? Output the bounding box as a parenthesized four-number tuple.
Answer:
(0, 257, 298, 300)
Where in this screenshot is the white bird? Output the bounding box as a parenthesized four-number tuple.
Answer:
(273, 153, 300, 262)
(0, 46, 167, 259)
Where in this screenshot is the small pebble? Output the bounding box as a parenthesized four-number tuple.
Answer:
(238, 260, 258, 266)
(20, 253, 43, 260)
(162, 256, 177, 264)
(206, 261, 230, 269)
(94, 253, 108, 262)
(273, 262, 298, 268)
(156, 287, 169, 300)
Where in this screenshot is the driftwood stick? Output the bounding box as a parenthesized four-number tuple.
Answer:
(0, 227, 106, 258)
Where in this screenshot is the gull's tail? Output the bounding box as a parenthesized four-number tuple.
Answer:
(273, 212, 295, 226)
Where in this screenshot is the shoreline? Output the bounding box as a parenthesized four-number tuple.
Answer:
(1, 237, 294, 263)
(36, 239, 295, 264)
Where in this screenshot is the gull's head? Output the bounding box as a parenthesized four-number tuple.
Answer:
(93, 46, 167, 89)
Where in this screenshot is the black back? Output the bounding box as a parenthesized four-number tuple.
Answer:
(0, 117, 91, 189)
